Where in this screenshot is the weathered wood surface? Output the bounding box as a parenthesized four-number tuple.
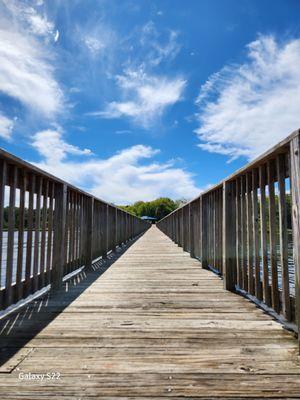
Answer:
(0, 226, 299, 398)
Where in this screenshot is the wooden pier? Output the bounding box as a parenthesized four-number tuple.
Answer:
(0, 226, 299, 398)
(1, 130, 300, 398)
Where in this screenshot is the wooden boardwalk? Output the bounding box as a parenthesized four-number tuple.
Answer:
(0, 226, 300, 399)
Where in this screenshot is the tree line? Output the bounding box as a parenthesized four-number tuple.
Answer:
(0, 195, 292, 229)
(118, 198, 186, 221)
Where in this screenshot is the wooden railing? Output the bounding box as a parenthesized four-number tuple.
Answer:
(0, 148, 149, 311)
(157, 129, 300, 345)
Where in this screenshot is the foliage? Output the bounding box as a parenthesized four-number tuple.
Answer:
(0, 194, 292, 229)
(119, 198, 184, 221)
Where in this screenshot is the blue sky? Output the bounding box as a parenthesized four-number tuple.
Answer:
(0, 0, 300, 204)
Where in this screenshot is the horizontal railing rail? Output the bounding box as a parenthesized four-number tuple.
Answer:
(157, 129, 300, 348)
(0, 148, 149, 311)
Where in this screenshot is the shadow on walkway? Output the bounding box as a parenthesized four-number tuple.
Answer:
(0, 234, 144, 370)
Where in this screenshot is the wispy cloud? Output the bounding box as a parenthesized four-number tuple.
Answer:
(84, 36, 106, 55)
(195, 35, 300, 161)
(0, 29, 63, 117)
(31, 129, 199, 204)
(115, 129, 132, 134)
(0, 113, 14, 140)
(91, 69, 186, 128)
(87, 20, 185, 128)
(81, 23, 116, 57)
(139, 21, 181, 66)
(0, 0, 63, 120)
(2, 0, 59, 41)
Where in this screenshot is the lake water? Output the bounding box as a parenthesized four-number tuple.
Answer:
(0, 231, 53, 288)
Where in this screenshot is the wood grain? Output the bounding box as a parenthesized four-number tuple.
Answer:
(0, 226, 299, 398)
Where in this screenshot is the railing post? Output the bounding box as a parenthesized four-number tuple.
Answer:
(223, 181, 236, 291)
(113, 208, 117, 250)
(189, 202, 195, 258)
(290, 132, 300, 351)
(200, 196, 208, 269)
(51, 183, 67, 290)
(102, 203, 108, 259)
(183, 206, 189, 252)
(85, 196, 94, 269)
(174, 212, 177, 244)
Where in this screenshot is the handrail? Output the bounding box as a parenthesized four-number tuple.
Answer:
(0, 148, 149, 311)
(157, 129, 300, 349)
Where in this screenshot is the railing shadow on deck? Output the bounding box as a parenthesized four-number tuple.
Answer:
(0, 146, 149, 369)
(0, 231, 145, 368)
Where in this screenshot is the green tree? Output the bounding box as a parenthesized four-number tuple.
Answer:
(118, 197, 182, 221)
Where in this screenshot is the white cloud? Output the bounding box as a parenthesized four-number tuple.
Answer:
(31, 130, 199, 204)
(27, 12, 54, 37)
(86, 21, 184, 128)
(0, 1, 63, 117)
(32, 129, 92, 164)
(0, 113, 14, 140)
(92, 69, 186, 128)
(81, 22, 116, 58)
(3, 0, 58, 41)
(140, 21, 181, 66)
(195, 35, 300, 161)
(0, 28, 63, 116)
(84, 36, 106, 55)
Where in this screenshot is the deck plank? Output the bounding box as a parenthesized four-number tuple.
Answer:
(0, 226, 299, 398)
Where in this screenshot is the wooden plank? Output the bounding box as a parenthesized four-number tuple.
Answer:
(252, 168, 262, 301)
(33, 176, 42, 293)
(218, 188, 223, 273)
(223, 181, 236, 290)
(240, 175, 248, 291)
(69, 191, 75, 273)
(0, 226, 299, 398)
(214, 190, 218, 271)
(212, 191, 216, 268)
(16, 170, 26, 301)
(183, 206, 188, 252)
(5, 165, 17, 307)
(267, 160, 280, 313)
(200, 196, 207, 269)
(39, 179, 48, 289)
(259, 165, 271, 307)
(112, 208, 117, 252)
(75, 192, 80, 270)
(176, 210, 180, 246)
(73, 192, 78, 270)
(46, 181, 54, 284)
(290, 133, 300, 351)
(85, 197, 94, 269)
(189, 203, 195, 258)
(180, 207, 183, 247)
(24, 174, 35, 296)
(276, 153, 291, 321)
(0, 159, 7, 304)
(51, 183, 67, 290)
(246, 172, 254, 294)
(208, 193, 212, 267)
(193, 199, 200, 259)
(102, 202, 108, 259)
(235, 179, 242, 288)
(79, 195, 85, 264)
